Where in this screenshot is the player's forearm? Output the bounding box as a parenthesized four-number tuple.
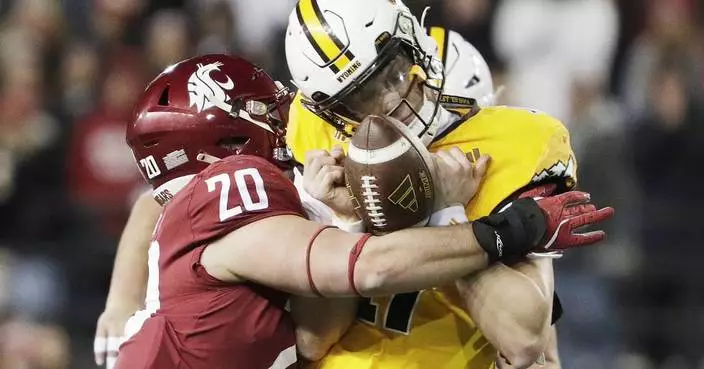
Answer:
(105, 192, 161, 310)
(539, 326, 561, 368)
(213, 215, 526, 297)
(290, 296, 357, 361)
(497, 326, 561, 369)
(456, 259, 554, 368)
(355, 224, 489, 296)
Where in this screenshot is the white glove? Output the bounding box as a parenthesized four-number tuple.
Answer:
(94, 306, 137, 369)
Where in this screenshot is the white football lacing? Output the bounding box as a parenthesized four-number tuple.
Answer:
(360, 175, 387, 228)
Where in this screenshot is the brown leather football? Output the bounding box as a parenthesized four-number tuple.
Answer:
(345, 115, 435, 235)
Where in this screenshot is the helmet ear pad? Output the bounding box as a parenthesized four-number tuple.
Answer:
(126, 54, 293, 191)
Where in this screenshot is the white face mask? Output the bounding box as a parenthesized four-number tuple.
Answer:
(406, 96, 438, 146)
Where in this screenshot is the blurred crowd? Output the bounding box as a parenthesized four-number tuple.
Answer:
(0, 0, 701, 368)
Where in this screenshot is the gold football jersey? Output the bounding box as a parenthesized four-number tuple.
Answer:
(287, 92, 577, 369)
(287, 92, 346, 164)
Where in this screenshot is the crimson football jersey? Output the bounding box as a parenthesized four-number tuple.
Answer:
(115, 155, 305, 369)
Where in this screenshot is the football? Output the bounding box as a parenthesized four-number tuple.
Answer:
(345, 115, 435, 235)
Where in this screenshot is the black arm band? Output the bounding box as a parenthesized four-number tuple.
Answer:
(471, 198, 547, 264)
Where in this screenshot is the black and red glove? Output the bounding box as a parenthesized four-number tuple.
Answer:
(472, 190, 614, 264)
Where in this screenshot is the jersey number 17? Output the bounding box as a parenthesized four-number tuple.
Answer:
(358, 291, 421, 335)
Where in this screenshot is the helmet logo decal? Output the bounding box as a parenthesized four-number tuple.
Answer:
(188, 62, 235, 112)
(163, 149, 189, 170)
(336, 60, 362, 83)
(296, 0, 355, 74)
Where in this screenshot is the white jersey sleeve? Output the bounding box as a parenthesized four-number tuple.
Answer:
(292, 167, 335, 224)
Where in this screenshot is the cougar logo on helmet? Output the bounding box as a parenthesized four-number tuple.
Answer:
(188, 62, 235, 112)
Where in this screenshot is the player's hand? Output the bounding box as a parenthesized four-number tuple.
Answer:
(432, 147, 490, 211)
(473, 189, 612, 263)
(94, 305, 135, 368)
(533, 191, 614, 252)
(304, 146, 358, 222)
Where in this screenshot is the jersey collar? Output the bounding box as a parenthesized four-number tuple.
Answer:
(152, 174, 196, 206)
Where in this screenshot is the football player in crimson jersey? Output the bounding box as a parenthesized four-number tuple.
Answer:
(105, 53, 611, 369)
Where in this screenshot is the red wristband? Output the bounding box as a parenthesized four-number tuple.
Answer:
(348, 233, 373, 297)
(306, 226, 336, 297)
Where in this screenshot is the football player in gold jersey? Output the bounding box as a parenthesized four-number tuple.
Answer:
(284, 0, 598, 367)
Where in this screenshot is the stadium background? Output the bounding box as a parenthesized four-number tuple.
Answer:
(0, 0, 701, 368)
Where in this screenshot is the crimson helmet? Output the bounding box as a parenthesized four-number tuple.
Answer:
(126, 54, 293, 202)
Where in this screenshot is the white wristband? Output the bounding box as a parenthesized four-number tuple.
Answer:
(332, 214, 365, 233)
(429, 205, 469, 226)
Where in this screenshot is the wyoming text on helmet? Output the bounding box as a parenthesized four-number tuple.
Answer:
(126, 54, 294, 205)
(286, 0, 445, 145)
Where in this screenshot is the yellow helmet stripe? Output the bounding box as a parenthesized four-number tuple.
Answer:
(428, 26, 448, 66)
(296, 0, 355, 74)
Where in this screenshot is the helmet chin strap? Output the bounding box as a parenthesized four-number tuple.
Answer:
(206, 93, 275, 134)
(196, 152, 222, 164)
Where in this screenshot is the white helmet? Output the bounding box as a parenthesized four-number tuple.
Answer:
(427, 27, 495, 108)
(285, 0, 445, 145)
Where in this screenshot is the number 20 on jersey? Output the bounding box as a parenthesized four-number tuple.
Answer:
(206, 168, 269, 222)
